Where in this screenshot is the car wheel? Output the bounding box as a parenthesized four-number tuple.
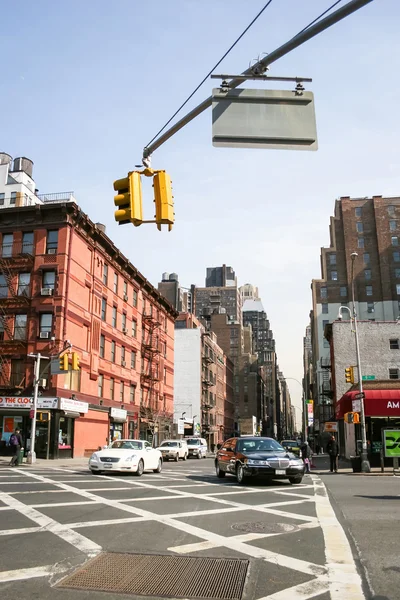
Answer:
(236, 463, 246, 484)
(174, 454, 179, 462)
(153, 458, 162, 473)
(183, 453, 187, 461)
(197, 453, 201, 459)
(289, 476, 303, 485)
(135, 459, 144, 477)
(215, 461, 226, 478)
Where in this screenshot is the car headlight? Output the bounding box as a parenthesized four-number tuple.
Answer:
(90, 453, 98, 461)
(289, 459, 303, 466)
(246, 459, 270, 466)
(126, 454, 138, 462)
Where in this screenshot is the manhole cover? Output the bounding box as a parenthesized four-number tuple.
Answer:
(232, 521, 297, 534)
(57, 552, 249, 599)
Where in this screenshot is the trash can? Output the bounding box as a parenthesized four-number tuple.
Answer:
(17, 447, 24, 465)
(350, 455, 361, 473)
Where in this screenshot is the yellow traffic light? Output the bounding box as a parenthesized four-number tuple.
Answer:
(153, 171, 174, 231)
(59, 354, 69, 371)
(71, 352, 80, 371)
(353, 413, 360, 424)
(114, 172, 143, 226)
(345, 366, 354, 384)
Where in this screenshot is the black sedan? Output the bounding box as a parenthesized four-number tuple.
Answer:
(215, 437, 305, 485)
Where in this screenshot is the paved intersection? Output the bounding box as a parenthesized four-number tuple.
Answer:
(0, 459, 364, 600)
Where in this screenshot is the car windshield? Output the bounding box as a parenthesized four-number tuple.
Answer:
(282, 441, 298, 447)
(186, 439, 200, 446)
(160, 441, 178, 447)
(111, 441, 143, 450)
(236, 438, 285, 453)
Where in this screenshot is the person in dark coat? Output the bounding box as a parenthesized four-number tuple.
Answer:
(9, 428, 23, 467)
(326, 435, 339, 472)
(301, 441, 312, 473)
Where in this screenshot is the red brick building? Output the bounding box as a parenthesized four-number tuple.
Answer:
(0, 190, 176, 458)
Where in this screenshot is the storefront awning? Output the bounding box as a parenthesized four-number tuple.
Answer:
(336, 389, 400, 419)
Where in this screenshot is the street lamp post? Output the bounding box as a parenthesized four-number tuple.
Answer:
(337, 252, 371, 473)
(283, 377, 307, 442)
(26, 353, 50, 464)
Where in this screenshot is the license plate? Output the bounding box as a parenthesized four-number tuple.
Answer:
(103, 464, 113, 469)
(276, 469, 286, 475)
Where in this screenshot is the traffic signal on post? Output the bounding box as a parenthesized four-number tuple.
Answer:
(345, 366, 354, 384)
(114, 172, 143, 226)
(153, 171, 174, 231)
(344, 412, 360, 424)
(71, 352, 80, 371)
(59, 354, 69, 371)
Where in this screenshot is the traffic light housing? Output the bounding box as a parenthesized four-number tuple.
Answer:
(345, 366, 354, 384)
(71, 352, 80, 371)
(153, 171, 174, 231)
(114, 172, 143, 226)
(59, 354, 69, 371)
(344, 412, 360, 424)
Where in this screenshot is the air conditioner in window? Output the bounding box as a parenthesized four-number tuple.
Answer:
(41, 288, 53, 296)
(47, 249, 57, 255)
(122, 328, 128, 334)
(123, 294, 129, 302)
(39, 379, 47, 387)
(39, 331, 50, 339)
(121, 360, 126, 367)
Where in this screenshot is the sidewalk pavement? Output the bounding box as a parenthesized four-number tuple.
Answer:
(311, 454, 399, 476)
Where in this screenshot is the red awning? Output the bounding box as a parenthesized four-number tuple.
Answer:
(336, 389, 400, 419)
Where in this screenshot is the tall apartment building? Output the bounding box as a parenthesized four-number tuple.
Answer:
(194, 265, 241, 322)
(239, 283, 259, 302)
(0, 154, 177, 459)
(311, 195, 400, 432)
(157, 272, 193, 313)
(206, 265, 236, 288)
(242, 298, 275, 364)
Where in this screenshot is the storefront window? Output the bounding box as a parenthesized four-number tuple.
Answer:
(59, 417, 73, 449)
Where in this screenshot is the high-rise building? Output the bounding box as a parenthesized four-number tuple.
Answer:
(242, 298, 275, 364)
(157, 272, 193, 313)
(194, 265, 241, 322)
(239, 283, 259, 302)
(206, 265, 236, 288)
(311, 194, 400, 431)
(0, 153, 177, 459)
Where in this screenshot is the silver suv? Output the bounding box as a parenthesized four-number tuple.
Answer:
(185, 437, 207, 459)
(156, 439, 188, 461)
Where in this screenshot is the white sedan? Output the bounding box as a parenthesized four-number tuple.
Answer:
(89, 440, 162, 476)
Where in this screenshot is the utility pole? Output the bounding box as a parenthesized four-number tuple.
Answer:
(27, 353, 50, 464)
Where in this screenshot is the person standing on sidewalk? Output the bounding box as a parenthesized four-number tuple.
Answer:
(9, 428, 23, 467)
(301, 441, 312, 474)
(326, 435, 339, 473)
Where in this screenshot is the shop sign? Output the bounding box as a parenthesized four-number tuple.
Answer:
(352, 399, 361, 413)
(177, 419, 185, 435)
(324, 422, 338, 433)
(0, 397, 58, 409)
(59, 398, 89, 414)
(110, 407, 127, 420)
(383, 430, 400, 458)
(307, 403, 314, 426)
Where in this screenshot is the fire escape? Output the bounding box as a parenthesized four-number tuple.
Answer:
(201, 339, 217, 436)
(140, 309, 163, 424)
(0, 241, 33, 389)
(318, 358, 334, 423)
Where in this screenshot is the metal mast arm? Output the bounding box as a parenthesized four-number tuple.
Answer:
(143, 0, 374, 161)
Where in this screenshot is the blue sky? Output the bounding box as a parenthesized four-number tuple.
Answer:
(2, 0, 399, 417)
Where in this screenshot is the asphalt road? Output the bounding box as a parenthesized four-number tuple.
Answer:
(0, 457, 382, 600)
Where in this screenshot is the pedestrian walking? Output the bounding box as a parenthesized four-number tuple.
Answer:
(9, 428, 23, 467)
(301, 441, 312, 474)
(326, 435, 339, 473)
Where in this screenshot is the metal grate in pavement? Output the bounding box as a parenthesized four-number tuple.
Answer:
(57, 552, 249, 599)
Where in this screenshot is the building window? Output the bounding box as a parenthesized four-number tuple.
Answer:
(0, 319, 4, 341)
(18, 272, 31, 296)
(388, 205, 396, 216)
(164, 367, 167, 384)
(363, 253, 370, 265)
(132, 319, 137, 338)
(163, 341, 167, 357)
(113, 272, 118, 294)
(394, 252, 400, 263)
(14, 314, 27, 340)
(39, 313, 53, 335)
(122, 313, 127, 332)
(130, 385, 135, 404)
(367, 302, 374, 313)
(389, 368, 399, 380)
(111, 340, 116, 362)
(42, 271, 56, 291)
(123, 281, 128, 298)
(322, 319, 329, 330)
(100, 334, 105, 358)
(390, 339, 399, 350)
(320, 287, 327, 299)
(323, 339, 330, 348)
(1, 233, 13, 257)
(133, 289, 138, 307)
(331, 271, 338, 281)
(366, 285, 373, 296)
(98, 374, 104, 397)
(397, 284, 400, 296)
(46, 230, 58, 253)
(103, 263, 108, 286)
(22, 232, 34, 254)
(364, 269, 372, 280)
(356, 222, 363, 233)
(120, 381, 124, 402)
(131, 351, 136, 369)
(390, 220, 397, 232)
(0, 193, 4, 206)
(329, 254, 336, 265)
(322, 303, 328, 314)
(395, 269, 400, 279)
(340, 286, 347, 297)
(392, 237, 399, 246)
(355, 207, 362, 218)
(0, 274, 7, 298)
(121, 346, 126, 365)
(10, 192, 16, 205)
(101, 298, 107, 321)
(112, 306, 117, 328)
(110, 378, 115, 400)
(358, 238, 365, 248)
